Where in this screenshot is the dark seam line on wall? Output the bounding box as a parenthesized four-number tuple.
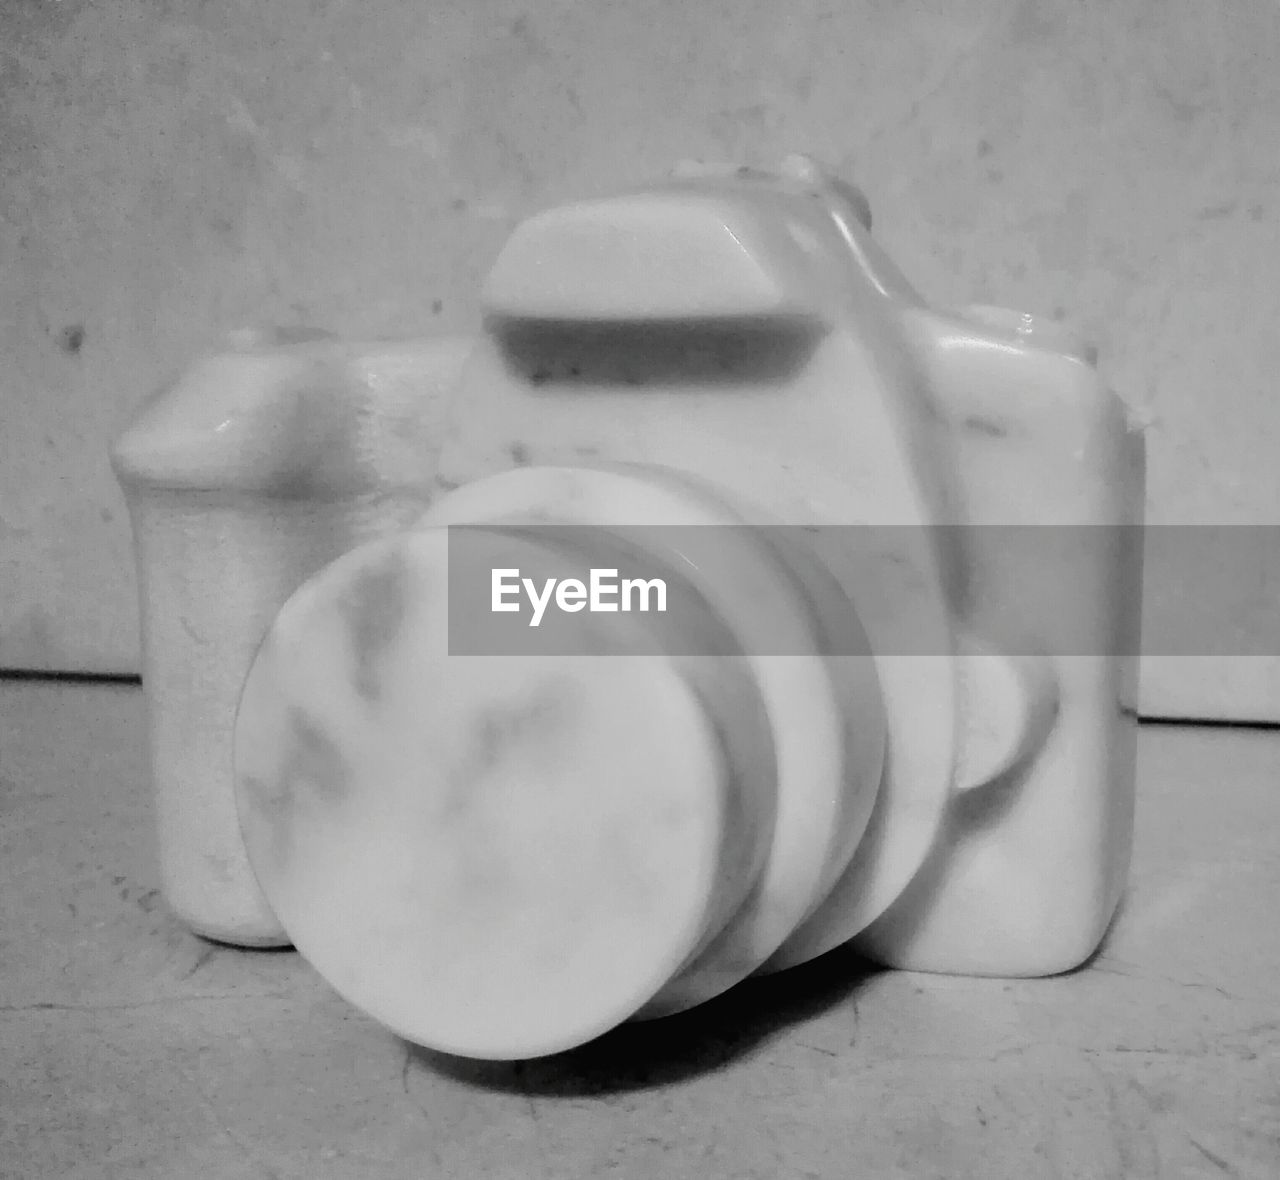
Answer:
(0, 672, 1277, 729)
(1138, 715, 1280, 731)
(0, 669, 142, 685)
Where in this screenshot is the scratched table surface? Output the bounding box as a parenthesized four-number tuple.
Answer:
(2, 679, 1277, 1179)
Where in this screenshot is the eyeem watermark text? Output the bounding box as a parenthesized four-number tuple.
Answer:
(492, 568, 668, 627)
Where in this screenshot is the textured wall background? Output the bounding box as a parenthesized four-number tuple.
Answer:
(2, 0, 1279, 717)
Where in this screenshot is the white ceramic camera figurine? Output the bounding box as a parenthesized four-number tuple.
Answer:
(113, 156, 1144, 1061)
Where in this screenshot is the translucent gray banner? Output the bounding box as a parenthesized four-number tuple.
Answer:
(444, 524, 1273, 656)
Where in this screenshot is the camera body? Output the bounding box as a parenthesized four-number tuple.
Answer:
(115, 158, 1144, 1057)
